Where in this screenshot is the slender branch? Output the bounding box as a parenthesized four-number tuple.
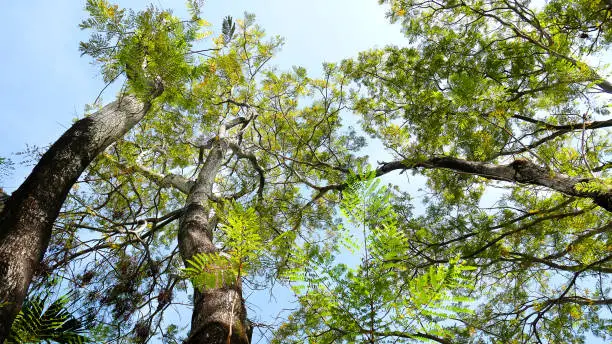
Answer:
(227, 141, 265, 201)
(502, 116, 612, 155)
(101, 152, 193, 194)
(48, 207, 183, 271)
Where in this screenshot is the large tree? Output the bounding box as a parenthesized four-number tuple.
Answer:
(0, 0, 202, 339)
(37, 8, 358, 343)
(298, 0, 611, 342)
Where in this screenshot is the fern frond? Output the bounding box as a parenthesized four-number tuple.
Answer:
(7, 292, 91, 343)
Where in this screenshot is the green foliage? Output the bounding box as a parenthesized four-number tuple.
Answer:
(222, 16, 236, 44)
(79, 0, 206, 99)
(274, 171, 474, 343)
(7, 293, 91, 344)
(341, 165, 384, 225)
(219, 202, 263, 267)
(575, 179, 612, 194)
(182, 201, 262, 291)
(182, 252, 237, 291)
(345, 0, 611, 177)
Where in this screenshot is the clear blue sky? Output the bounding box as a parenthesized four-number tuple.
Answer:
(0, 0, 405, 192)
(0, 1, 407, 342)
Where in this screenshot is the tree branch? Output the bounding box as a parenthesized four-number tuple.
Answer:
(378, 157, 612, 212)
(101, 152, 193, 194)
(227, 141, 265, 201)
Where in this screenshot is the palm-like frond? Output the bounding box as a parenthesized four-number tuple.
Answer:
(7, 293, 90, 344)
(222, 15, 235, 44)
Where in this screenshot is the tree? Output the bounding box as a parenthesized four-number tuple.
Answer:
(0, 0, 201, 339)
(38, 6, 358, 343)
(323, 0, 611, 342)
(0, 86, 158, 341)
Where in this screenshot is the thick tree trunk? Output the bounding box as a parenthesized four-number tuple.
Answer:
(187, 286, 251, 344)
(0, 94, 154, 339)
(179, 140, 251, 344)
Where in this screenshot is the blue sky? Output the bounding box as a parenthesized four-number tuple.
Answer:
(0, 0, 406, 192)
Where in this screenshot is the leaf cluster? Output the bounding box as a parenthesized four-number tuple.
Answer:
(8, 293, 91, 344)
(274, 173, 475, 343)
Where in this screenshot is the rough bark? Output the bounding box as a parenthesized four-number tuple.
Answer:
(0, 94, 155, 339)
(377, 157, 612, 212)
(179, 140, 251, 344)
(0, 190, 7, 214)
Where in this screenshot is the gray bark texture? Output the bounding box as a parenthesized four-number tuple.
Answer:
(180, 140, 251, 344)
(378, 157, 612, 212)
(0, 94, 153, 339)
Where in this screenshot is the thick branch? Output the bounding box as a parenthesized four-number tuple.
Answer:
(598, 78, 612, 94)
(512, 115, 612, 131)
(379, 157, 612, 212)
(307, 156, 611, 213)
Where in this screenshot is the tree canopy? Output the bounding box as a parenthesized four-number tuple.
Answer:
(1, 0, 611, 343)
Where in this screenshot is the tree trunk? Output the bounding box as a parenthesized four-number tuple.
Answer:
(179, 140, 251, 344)
(0, 94, 155, 339)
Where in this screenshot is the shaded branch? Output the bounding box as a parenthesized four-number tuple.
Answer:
(502, 116, 612, 155)
(101, 152, 193, 194)
(370, 330, 451, 344)
(227, 141, 265, 201)
(379, 157, 612, 212)
(504, 252, 612, 273)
